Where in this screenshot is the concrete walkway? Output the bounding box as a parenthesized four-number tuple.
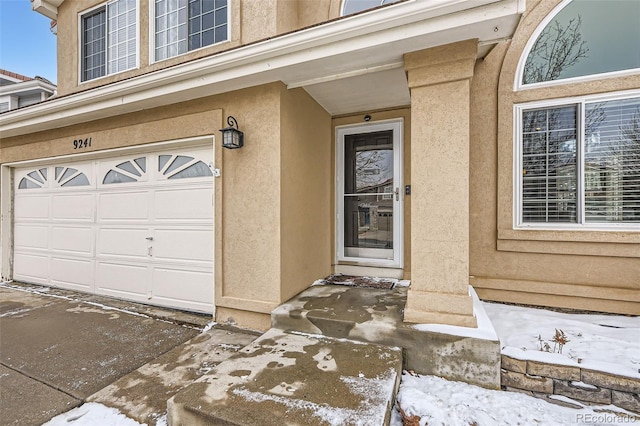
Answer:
(0, 282, 258, 426)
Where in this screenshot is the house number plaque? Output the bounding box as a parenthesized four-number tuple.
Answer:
(73, 137, 92, 149)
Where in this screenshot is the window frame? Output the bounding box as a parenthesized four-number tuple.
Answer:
(514, 89, 640, 231)
(149, 0, 231, 64)
(78, 0, 140, 84)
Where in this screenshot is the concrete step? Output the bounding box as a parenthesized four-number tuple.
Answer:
(89, 327, 258, 425)
(272, 284, 502, 389)
(167, 328, 403, 426)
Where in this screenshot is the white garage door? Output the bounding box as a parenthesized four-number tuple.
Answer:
(13, 146, 214, 313)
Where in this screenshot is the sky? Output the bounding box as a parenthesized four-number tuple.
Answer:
(0, 0, 57, 83)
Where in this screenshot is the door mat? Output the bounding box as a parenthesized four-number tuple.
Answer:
(319, 274, 396, 289)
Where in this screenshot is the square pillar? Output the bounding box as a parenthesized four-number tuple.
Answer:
(404, 39, 478, 327)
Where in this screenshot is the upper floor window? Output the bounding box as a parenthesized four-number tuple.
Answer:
(81, 0, 138, 82)
(517, 94, 640, 227)
(154, 0, 228, 62)
(520, 0, 640, 87)
(341, 0, 401, 16)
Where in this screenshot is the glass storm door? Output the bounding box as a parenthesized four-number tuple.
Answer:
(337, 120, 403, 267)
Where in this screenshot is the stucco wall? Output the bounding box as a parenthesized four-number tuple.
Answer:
(54, 0, 345, 97)
(279, 86, 332, 302)
(1, 82, 337, 330)
(469, 0, 640, 315)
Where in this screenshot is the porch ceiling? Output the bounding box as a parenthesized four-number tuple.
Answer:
(2, 0, 525, 137)
(300, 67, 411, 116)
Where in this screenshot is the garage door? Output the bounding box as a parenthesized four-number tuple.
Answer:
(13, 145, 214, 313)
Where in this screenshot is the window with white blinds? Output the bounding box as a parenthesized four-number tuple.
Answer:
(518, 95, 640, 226)
(81, 0, 137, 82)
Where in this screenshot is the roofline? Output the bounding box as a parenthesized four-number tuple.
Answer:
(0, 79, 57, 97)
(31, 0, 64, 20)
(0, 69, 33, 83)
(3, 0, 525, 138)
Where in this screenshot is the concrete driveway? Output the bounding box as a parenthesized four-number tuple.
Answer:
(0, 282, 257, 425)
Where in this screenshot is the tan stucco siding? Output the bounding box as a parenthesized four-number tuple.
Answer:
(279, 86, 332, 302)
(0, 83, 305, 329)
(216, 85, 283, 313)
(469, 0, 640, 315)
(53, 0, 345, 97)
(56, 0, 242, 96)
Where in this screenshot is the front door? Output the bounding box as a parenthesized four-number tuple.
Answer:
(336, 120, 403, 268)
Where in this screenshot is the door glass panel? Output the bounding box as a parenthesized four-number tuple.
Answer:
(344, 130, 394, 259)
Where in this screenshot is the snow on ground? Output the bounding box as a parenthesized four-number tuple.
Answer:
(394, 303, 639, 426)
(483, 302, 640, 378)
(393, 371, 639, 426)
(34, 294, 640, 425)
(42, 403, 158, 426)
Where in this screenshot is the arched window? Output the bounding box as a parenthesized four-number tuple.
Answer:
(103, 157, 147, 184)
(18, 167, 91, 189)
(158, 154, 213, 179)
(18, 168, 48, 189)
(520, 0, 640, 87)
(341, 0, 402, 16)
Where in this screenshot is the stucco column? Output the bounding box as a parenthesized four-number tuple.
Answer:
(403, 39, 478, 327)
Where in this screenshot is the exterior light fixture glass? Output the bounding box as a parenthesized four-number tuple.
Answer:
(220, 116, 244, 149)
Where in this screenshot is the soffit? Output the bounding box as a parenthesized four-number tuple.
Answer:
(3, 0, 525, 137)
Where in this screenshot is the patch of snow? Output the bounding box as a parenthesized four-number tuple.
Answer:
(395, 280, 411, 287)
(412, 287, 499, 341)
(570, 381, 599, 390)
(547, 393, 585, 406)
(483, 302, 640, 379)
(234, 368, 395, 426)
(154, 414, 168, 426)
(288, 330, 402, 350)
(42, 403, 145, 426)
(311, 279, 326, 286)
(0, 307, 34, 318)
(393, 372, 640, 426)
(313, 347, 338, 371)
(201, 321, 216, 332)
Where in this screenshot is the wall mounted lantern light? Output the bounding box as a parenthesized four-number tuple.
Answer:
(220, 116, 244, 149)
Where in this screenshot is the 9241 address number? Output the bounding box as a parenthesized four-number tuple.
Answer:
(73, 138, 92, 149)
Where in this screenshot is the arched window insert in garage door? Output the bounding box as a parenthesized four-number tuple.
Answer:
(103, 157, 147, 184)
(18, 167, 90, 189)
(101, 154, 212, 185)
(158, 154, 213, 179)
(18, 168, 48, 189)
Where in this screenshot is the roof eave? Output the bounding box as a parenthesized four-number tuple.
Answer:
(31, 0, 64, 20)
(2, 0, 525, 138)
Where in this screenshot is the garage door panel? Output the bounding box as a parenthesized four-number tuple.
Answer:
(153, 228, 213, 263)
(13, 253, 49, 283)
(14, 196, 49, 220)
(14, 224, 49, 250)
(98, 228, 150, 258)
(154, 188, 212, 221)
(152, 267, 213, 312)
(50, 257, 94, 291)
(51, 227, 93, 254)
(52, 194, 93, 221)
(98, 191, 149, 221)
(96, 262, 149, 297)
(13, 145, 214, 314)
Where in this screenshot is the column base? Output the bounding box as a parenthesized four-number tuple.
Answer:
(404, 288, 477, 327)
